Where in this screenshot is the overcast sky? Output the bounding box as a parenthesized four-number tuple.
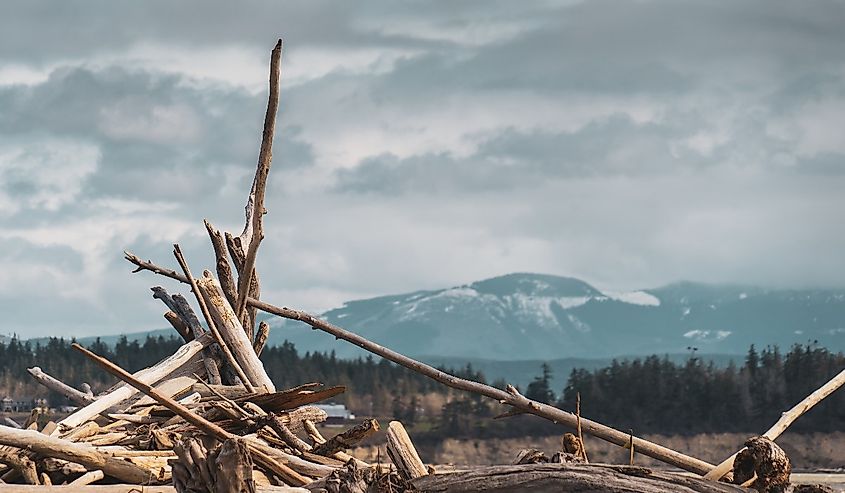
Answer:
(2, 0, 845, 337)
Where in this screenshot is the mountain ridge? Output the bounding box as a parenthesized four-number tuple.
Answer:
(10, 273, 845, 363)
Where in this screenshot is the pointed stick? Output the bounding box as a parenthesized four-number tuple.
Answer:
(576, 392, 589, 463)
(235, 39, 283, 324)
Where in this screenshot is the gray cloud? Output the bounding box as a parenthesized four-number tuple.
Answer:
(1, 0, 844, 337)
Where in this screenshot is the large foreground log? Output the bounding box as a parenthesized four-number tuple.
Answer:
(0, 426, 152, 483)
(411, 463, 751, 493)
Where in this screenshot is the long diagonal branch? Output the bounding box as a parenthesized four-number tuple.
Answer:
(123, 251, 716, 475)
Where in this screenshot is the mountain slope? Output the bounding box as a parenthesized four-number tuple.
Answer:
(266, 273, 845, 360)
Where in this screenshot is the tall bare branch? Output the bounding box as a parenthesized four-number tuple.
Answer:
(234, 39, 283, 324)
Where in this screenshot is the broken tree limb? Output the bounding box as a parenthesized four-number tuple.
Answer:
(172, 244, 248, 390)
(72, 343, 309, 486)
(197, 273, 274, 392)
(385, 421, 427, 481)
(0, 426, 153, 483)
(204, 219, 239, 309)
(154, 288, 219, 383)
(56, 335, 211, 432)
(164, 310, 194, 343)
(254, 321, 270, 356)
(26, 367, 95, 406)
(235, 39, 283, 326)
(705, 366, 845, 481)
(251, 302, 718, 476)
(312, 419, 379, 457)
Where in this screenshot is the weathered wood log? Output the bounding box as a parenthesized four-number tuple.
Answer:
(706, 366, 845, 481)
(27, 367, 95, 406)
(0, 426, 153, 483)
(234, 39, 283, 327)
(411, 463, 751, 493)
(1, 418, 21, 430)
(0, 447, 38, 484)
(56, 335, 210, 432)
(244, 386, 344, 414)
(69, 469, 104, 486)
(158, 285, 223, 387)
(172, 436, 254, 493)
(312, 419, 379, 457)
(0, 485, 309, 492)
(197, 274, 275, 392)
(385, 421, 427, 481)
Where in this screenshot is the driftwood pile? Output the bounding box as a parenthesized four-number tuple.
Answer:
(2, 39, 845, 493)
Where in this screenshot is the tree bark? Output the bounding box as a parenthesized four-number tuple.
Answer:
(411, 464, 751, 493)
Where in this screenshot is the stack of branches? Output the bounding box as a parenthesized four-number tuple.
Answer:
(0, 39, 404, 493)
(3, 38, 844, 493)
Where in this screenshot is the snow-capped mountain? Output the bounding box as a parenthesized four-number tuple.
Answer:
(267, 273, 845, 360)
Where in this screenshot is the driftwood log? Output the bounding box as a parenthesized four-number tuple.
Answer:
(0, 426, 152, 483)
(411, 464, 751, 493)
(26, 367, 95, 406)
(385, 421, 428, 481)
(197, 274, 275, 392)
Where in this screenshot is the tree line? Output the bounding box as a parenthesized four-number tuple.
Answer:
(1, 336, 843, 437)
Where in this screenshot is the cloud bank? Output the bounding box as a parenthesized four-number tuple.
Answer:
(1, 0, 844, 336)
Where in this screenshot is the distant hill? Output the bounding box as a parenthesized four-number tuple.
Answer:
(264, 273, 845, 360)
(11, 273, 845, 381)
